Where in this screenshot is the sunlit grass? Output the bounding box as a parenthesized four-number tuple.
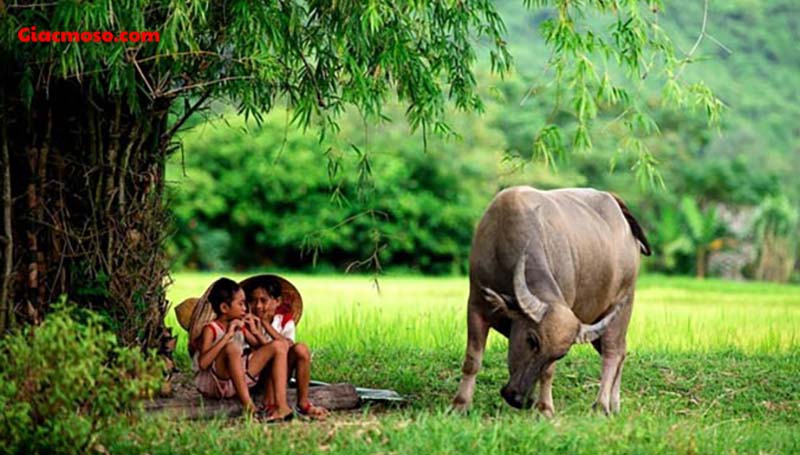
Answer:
(118, 272, 800, 453)
(166, 272, 800, 359)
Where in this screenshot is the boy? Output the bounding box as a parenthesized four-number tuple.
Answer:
(193, 277, 294, 421)
(246, 278, 329, 419)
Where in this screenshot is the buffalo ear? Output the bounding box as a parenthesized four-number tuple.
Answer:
(480, 287, 522, 318)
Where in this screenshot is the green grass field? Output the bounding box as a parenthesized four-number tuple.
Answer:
(109, 273, 800, 453)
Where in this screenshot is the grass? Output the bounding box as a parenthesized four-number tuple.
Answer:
(111, 273, 800, 454)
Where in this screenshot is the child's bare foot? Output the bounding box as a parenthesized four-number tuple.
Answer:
(297, 401, 329, 420)
(260, 403, 277, 414)
(242, 401, 258, 416)
(262, 406, 294, 423)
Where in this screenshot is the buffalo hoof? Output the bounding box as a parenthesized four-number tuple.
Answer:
(450, 397, 471, 413)
(535, 401, 554, 418)
(591, 401, 611, 416)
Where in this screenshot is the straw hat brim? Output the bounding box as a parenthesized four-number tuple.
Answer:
(174, 297, 199, 331)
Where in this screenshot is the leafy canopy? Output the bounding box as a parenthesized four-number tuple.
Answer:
(2, 0, 721, 178)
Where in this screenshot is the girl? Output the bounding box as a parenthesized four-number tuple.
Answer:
(246, 278, 329, 419)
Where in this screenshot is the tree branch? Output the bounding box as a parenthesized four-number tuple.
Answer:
(118, 122, 141, 216)
(135, 51, 221, 63)
(131, 55, 156, 99)
(674, 0, 709, 79)
(105, 100, 122, 212)
(159, 76, 255, 97)
(161, 90, 212, 143)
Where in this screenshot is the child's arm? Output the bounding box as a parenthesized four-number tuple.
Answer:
(243, 315, 270, 346)
(261, 318, 286, 343)
(242, 328, 259, 346)
(246, 326, 271, 347)
(241, 315, 259, 345)
(197, 321, 239, 370)
(281, 319, 296, 344)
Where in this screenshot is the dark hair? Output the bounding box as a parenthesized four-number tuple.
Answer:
(254, 277, 282, 300)
(208, 277, 241, 315)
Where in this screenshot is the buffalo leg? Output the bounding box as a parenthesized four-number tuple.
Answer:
(535, 361, 556, 417)
(593, 293, 633, 415)
(594, 351, 624, 415)
(452, 303, 490, 411)
(610, 353, 626, 413)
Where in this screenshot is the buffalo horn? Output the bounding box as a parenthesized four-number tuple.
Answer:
(513, 252, 549, 323)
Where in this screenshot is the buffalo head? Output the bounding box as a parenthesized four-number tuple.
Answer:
(482, 253, 621, 409)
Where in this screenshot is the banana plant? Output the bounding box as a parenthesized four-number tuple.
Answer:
(680, 196, 728, 278)
(650, 204, 693, 273)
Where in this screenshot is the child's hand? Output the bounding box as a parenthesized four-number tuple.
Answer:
(226, 319, 244, 338)
(244, 314, 260, 333)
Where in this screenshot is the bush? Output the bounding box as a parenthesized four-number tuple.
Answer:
(167, 108, 503, 274)
(0, 301, 162, 454)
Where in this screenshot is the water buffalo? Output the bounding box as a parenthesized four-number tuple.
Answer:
(452, 186, 651, 415)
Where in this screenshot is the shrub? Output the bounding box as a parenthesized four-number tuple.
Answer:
(0, 300, 162, 454)
(167, 109, 502, 274)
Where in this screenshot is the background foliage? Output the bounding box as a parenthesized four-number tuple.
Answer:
(168, 107, 502, 274)
(170, 1, 800, 281)
(167, 0, 798, 281)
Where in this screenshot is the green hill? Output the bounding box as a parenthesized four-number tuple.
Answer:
(493, 0, 799, 194)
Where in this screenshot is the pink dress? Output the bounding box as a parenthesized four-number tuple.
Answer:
(193, 320, 257, 399)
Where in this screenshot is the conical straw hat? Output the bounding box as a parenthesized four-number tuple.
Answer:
(239, 274, 303, 325)
(174, 297, 198, 331)
(185, 283, 215, 354)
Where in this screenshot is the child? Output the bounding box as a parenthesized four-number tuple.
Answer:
(246, 278, 329, 419)
(193, 277, 294, 421)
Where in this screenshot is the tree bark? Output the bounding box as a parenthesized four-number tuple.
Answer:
(35, 109, 51, 311)
(3, 78, 173, 347)
(0, 115, 13, 332)
(25, 142, 41, 322)
(696, 246, 707, 279)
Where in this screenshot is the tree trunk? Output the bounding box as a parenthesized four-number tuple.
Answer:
(696, 246, 707, 279)
(0, 109, 14, 332)
(1, 77, 174, 348)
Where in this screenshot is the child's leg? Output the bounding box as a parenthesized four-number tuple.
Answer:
(289, 343, 311, 406)
(290, 343, 328, 417)
(265, 372, 276, 408)
(214, 342, 256, 411)
(247, 340, 292, 415)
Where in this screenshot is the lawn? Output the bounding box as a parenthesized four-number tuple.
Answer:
(108, 273, 800, 453)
